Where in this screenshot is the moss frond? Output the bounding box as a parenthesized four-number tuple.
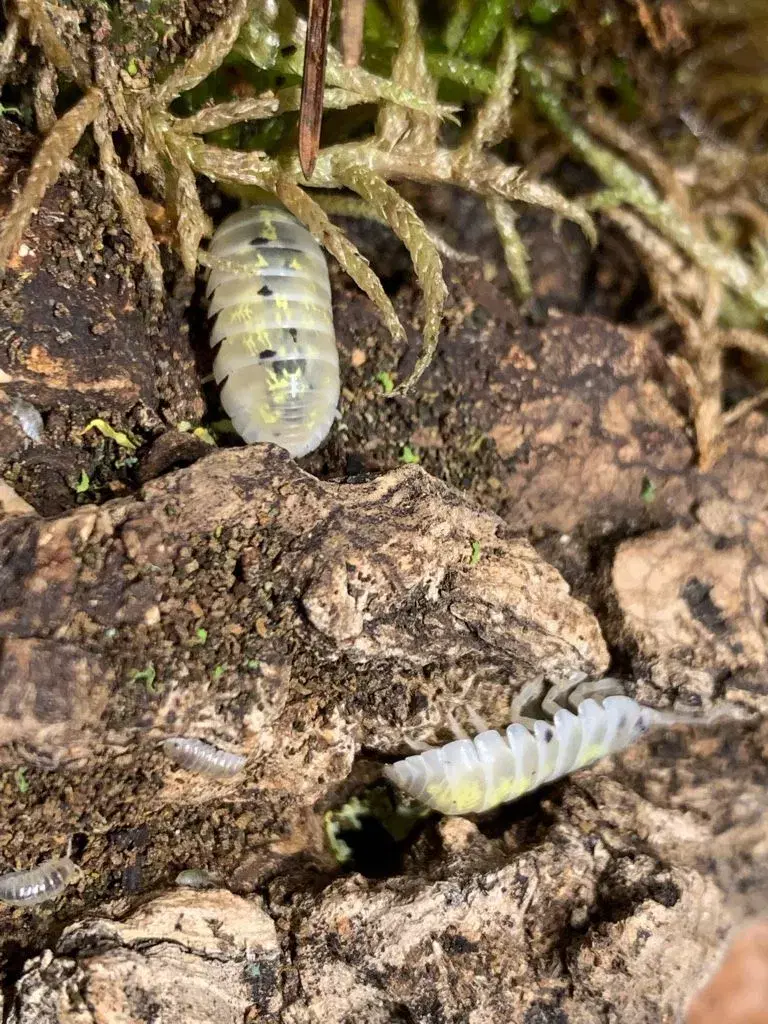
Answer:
(488, 198, 532, 300)
(154, 0, 259, 106)
(333, 162, 446, 394)
(273, 177, 407, 348)
(0, 87, 104, 271)
(94, 112, 165, 303)
(376, 0, 438, 152)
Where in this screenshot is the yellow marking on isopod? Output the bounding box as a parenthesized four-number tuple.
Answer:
(266, 366, 305, 401)
(289, 256, 304, 271)
(574, 743, 607, 769)
(254, 253, 269, 268)
(227, 303, 254, 325)
(257, 213, 279, 241)
(485, 775, 531, 808)
(258, 404, 280, 425)
(275, 297, 290, 314)
(426, 777, 484, 815)
(241, 333, 261, 355)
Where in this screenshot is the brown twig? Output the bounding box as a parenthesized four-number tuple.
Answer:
(341, 0, 365, 68)
(299, 0, 332, 178)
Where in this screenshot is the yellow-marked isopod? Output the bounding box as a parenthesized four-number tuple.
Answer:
(205, 205, 340, 457)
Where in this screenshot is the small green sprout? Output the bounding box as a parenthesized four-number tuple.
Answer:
(212, 664, 225, 681)
(126, 58, 139, 76)
(192, 426, 216, 445)
(14, 767, 29, 794)
(640, 476, 656, 504)
(131, 663, 161, 692)
(81, 418, 137, 451)
(0, 103, 22, 117)
(246, 659, 260, 670)
(195, 627, 208, 645)
(73, 469, 90, 493)
(376, 370, 395, 394)
(399, 444, 420, 464)
(213, 525, 223, 539)
(469, 539, 482, 565)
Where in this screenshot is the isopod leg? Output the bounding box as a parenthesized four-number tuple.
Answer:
(509, 678, 545, 731)
(466, 706, 490, 733)
(568, 676, 627, 709)
(445, 710, 470, 739)
(540, 672, 589, 718)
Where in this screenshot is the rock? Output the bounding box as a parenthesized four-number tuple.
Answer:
(0, 637, 111, 760)
(686, 920, 768, 1024)
(5, 889, 280, 1024)
(612, 411, 768, 713)
(613, 524, 766, 698)
(0, 481, 36, 518)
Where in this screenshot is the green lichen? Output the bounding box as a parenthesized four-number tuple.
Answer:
(376, 370, 395, 394)
(130, 663, 160, 693)
(14, 767, 29, 794)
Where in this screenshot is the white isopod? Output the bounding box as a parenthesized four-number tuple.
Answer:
(0, 855, 78, 907)
(384, 674, 705, 816)
(205, 205, 340, 457)
(162, 737, 247, 778)
(11, 397, 44, 442)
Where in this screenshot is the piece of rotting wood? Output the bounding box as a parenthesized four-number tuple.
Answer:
(299, 0, 332, 178)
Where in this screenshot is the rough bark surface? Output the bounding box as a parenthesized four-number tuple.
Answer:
(6, 889, 280, 1024)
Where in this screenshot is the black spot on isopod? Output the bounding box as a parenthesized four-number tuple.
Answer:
(258, 284, 273, 296)
(259, 349, 277, 360)
(280, 44, 297, 57)
(288, 328, 298, 343)
(543, 727, 553, 742)
(250, 236, 269, 246)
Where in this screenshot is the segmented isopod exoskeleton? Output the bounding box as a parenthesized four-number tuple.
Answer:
(11, 397, 44, 442)
(175, 868, 221, 889)
(162, 737, 247, 778)
(384, 674, 704, 816)
(0, 856, 78, 907)
(206, 205, 339, 457)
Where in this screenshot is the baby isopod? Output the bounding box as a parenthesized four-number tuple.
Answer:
(0, 856, 78, 907)
(11, 397, 44, 442)
(385, 674, 702, 816)
(205, 204, 340, 457)
(162, 737, 247, 778)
